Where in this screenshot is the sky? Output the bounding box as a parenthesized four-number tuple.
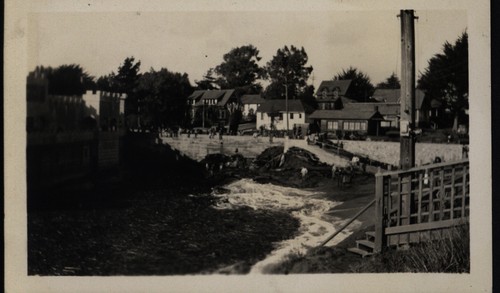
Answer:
(27, 10, 467, 89)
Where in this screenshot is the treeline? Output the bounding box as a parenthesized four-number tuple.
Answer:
(29, 31, 468, 131)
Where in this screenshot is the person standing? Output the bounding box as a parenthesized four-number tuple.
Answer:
(301, 167, 308, 179)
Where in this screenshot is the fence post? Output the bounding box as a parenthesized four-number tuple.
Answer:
(374, 168, 385, 253)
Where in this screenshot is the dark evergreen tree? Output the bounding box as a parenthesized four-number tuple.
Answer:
(136, 68, 193, 131)
(29, 64, 95, 96)
(418, 32, 468, 130)
(333, 66, 375, 102)
(195, 69, 219, 90)
(376, 72, 401, 89)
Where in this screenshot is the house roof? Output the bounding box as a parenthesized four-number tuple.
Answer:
(309, 109, 384, 120)
(343, 103, 400, 116)
(241, 94, 265, 105)
(371, 89, 426, 109)
(315, 80, 352, 96)
(201, 90, 226, 101)
(256, 99, 305, 113)
(193, 89, 236, 106)
(187, 90, 205, 100)
(317, 96, 357, 104)
(217, 89, 236, 106)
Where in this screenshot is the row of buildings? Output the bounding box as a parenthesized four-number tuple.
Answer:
(186, 79, 444, 136)
(25, 72, 447, 188)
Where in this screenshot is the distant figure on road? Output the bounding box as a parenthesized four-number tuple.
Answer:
(336, 168, 343, 187)
(331, 164, 337, 179)
(342, 167, 351, 186)
(219, 127, 223, 140)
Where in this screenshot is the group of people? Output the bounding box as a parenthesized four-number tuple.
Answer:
(330, 157, 366, 188)
(331, 164, 353, 188)
(291, 125, 304, 139)
(208, 127, 224, 140)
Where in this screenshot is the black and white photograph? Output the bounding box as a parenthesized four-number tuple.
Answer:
(5, 0, 491, 292)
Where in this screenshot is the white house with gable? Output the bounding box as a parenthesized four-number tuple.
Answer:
(256, 99, 306, 131)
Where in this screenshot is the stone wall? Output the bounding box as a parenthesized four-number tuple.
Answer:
(340, 140, 465, 166)
(162, 135, 285, 161)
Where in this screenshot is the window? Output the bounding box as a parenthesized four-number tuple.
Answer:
(279, 113, 283, 120)
(327, 121, 339, 130)
(354, 122, 360, 130)
(290, 113, 294, 119)
(361, 122, 367, 130)
(261, 112, 264, 120)
(299, 113, 302, 119)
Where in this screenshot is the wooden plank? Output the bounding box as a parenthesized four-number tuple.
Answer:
(397, 176, 402, 226)
(379, 159, 469, 177)
(404, 174, 412, 225)
(385, 218, 468, 235)
(429, 170, 434, 222)
(451, 167, 456, 219)
(387, 176, 392, 227)
(439, 169, 445, 221)
(418, 172, 423, 223)
(462, 166, 467, 218)
(374, 173, 385, 253)
(319, 199, 375, 247)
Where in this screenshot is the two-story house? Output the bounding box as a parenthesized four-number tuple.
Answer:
(371, 88, 439, 128)
(188, 89, 241, 126)
(315, 79, 356, 110)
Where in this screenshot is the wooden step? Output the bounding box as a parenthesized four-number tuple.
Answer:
(356, 239, 375, 250)
(365, 231, 375, 240)
(347, 247, 373, 258)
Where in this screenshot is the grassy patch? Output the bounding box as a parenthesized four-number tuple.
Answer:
(350, 224, 470, 273)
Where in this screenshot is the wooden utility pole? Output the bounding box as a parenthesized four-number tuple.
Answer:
(400, 9, 417, 170)
(399, 10, 417, 227)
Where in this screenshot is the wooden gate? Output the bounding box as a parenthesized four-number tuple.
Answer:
(374, 159, 469, 252)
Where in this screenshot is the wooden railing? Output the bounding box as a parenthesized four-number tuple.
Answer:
(374, 159, 469, 252)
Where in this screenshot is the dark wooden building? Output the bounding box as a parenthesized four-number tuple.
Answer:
(309, 107, 385, 136)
